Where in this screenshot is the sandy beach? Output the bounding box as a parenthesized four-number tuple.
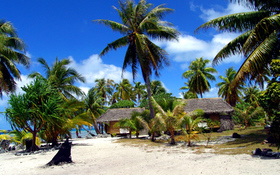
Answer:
(1, 137, 280, 175)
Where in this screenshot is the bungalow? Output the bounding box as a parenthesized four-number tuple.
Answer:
(96, 107, 145, 134)
(183, 98, 234, 131)
(97, 98, 234, 135)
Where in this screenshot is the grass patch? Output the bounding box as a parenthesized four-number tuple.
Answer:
(115, 138, 168, 148)
(115, 126, 278, 155)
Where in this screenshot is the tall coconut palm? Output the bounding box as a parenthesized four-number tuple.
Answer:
(83, 88, 105, 134)
(251, 67, 271, 90)
(94, 78, 115, 105)
(217, 67, 244, 106)
(195, 0, 280, 89)
(182, 57, 217, 98)
(0, 20, 30, 97)
(243, 85, 261, 106)
(150, 80, 167, 96)
(94, 0, 179, 118)
(180, 82, 198, 99)
(113, 79, 135, 101)
(133, 81, 146, 105)
(28, 58, 85, 99)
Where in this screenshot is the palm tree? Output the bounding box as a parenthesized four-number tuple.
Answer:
(94, 0, 179, 119)
(179, 109, 204, 146)
(151, 96, 185, 144)
(243, 85, 261, 106)
(234, 104, 264, 129)
(133, 81, 146, 105)
(114, 111, 144, 139)
(180, 82, 198, 99)
(217, 67, 244, 106)
(0, 20, 30, 97)
(113, 79, 135, 102)
(150, 80, 167, 96)
(251, 67, 271, 90)
(94, 78, 115, 105)
(182, 57, 217, 98)
(28, 58, 85, 99)
(83, 88, 105, 134)
(195, 0, 280, 89)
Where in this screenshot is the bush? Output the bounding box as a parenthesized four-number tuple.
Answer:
(110, 100, 135, 109)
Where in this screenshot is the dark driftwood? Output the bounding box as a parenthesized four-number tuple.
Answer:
(47, 138, 72, 166)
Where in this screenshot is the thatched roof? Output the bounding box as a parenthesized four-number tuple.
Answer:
(97, 108, 145, 123)
(183, 98, 234, 114)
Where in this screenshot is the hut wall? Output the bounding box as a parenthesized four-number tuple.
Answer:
(209, 114, 220, 122)
(219, 115, 234, 131)
(107, 121, 120, 134)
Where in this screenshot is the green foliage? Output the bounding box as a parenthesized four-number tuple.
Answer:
(201, 119, 220, 146)
(270, 114, 280, 150)
(179, 109, 204, 146)
(0, 20, 30, 97)
(233, 101, 265, 128)
(5, 77, 67, 150)
(110, 100, 135, 109)
(139, 93, 175, 109)
(217, 67, 244, 106)
(196, 0, 280, 93)
(182, 57, 217, 98)
(150, 97, 186, 144)
(259, 59, 280, 118)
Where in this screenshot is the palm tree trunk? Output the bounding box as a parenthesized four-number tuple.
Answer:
(82, 126, 96, 136)
(93, 121, 101, 134)
(145, 75, 155, 119)
(31, 121, 39, 151)
(170, 131, 175, 145)
(151, 132, 156, 142)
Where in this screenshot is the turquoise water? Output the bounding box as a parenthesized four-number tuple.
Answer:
(70, 129, 99, 138)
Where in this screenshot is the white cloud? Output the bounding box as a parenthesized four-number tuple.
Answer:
(160, 81, 170, 93)
(25, 51, 32, 59)
(203, 87, 219, 98)
(0, 75, 33, 109)
(68, 54, 133, 87)
(156, 33, 242, 69)
(199, 2, 252, 22)
(15, 75, 33, 94)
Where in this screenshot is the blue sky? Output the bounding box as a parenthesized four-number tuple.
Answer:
(0, 0, 251, 130)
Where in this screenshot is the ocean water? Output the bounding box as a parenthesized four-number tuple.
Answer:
(70, 129, 99, 139)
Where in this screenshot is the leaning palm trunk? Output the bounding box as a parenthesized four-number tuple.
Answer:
(145, 75, 155, 119)
(93, 121, 101, 134)
(82, 126, 96, 137)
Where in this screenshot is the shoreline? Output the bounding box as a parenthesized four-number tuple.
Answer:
(0, 137, 279, 175)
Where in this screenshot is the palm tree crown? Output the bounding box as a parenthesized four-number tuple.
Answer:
(94, 0, 179, 118)
(29, 58, 85, 99)
(217, 67, 244, 106)
(182, 57, 217, 98)
(0, 20, 30, 97)
(196, 0, 280, 89)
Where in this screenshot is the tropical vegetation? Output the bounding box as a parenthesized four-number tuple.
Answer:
(0, 20, 30, 98)
(195, 0, 280, 91)
(182, 57, 217, 98)
(94, 0, 179, 120)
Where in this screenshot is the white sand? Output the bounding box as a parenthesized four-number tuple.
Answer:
(0, 137, 280, 175)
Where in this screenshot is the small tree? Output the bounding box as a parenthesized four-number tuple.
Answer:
(201, 119, 220, 147)
(234, 103, 264, 129)
(151, 97, 185, 145)
(179, 109, 204, 146)
(5, 77, 66, 151)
